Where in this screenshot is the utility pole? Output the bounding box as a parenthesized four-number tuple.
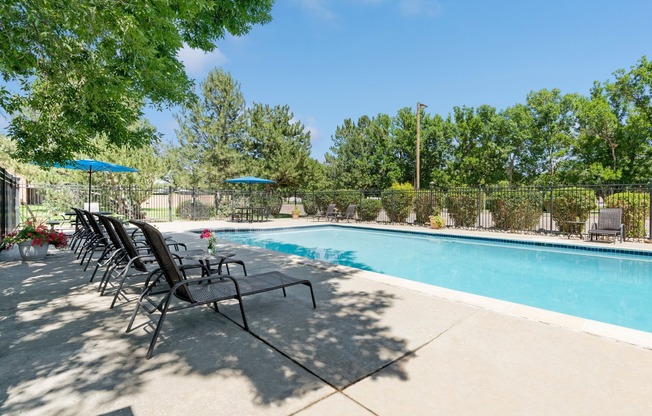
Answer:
(416, 101, 428, 190)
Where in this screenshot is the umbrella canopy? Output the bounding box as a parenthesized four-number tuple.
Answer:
(225, 176, 275, 184)
(52, 159, 138, 207)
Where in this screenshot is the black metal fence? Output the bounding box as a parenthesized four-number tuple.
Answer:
(295, 183, 652, 240)
(1, 167, 19, 236)
(15, 182, 652, 240)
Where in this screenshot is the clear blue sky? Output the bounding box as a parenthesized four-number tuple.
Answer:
(4, 1, 651, 161)
(148, 0, 650, 160)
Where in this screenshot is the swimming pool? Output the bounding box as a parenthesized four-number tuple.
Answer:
(216, 226, 652, 333)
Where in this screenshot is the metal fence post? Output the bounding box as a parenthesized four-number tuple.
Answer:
(0, 167, 6, 236)
(191, 187, 196, 220)
(391, 189, 395, 223)
(649, 179, 652, 240)
(549, 184, 554, 232)
(477, 185, 482, 228)
(168, 186, 173, 222)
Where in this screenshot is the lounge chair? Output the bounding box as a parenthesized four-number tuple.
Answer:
(126, 220, 316, 359)
(314, 204, 336, 222)
(335, 204, 356, 222)
(588, 208, 624, 243)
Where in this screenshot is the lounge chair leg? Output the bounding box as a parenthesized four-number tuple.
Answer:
(90, 263, 101, 282)
(306, 282, 316, 308)
(110, 271, 131, 308)
(236, 296, 249, 330)
(126, 292, 148, 333)
(147, 297, 172, 359)
(282, 287, 287, 297)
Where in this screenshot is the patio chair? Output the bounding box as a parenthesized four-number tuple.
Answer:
(126, 220, 316, 359)
(78, 210, 112, 270)
(97, 215, 213, 309)
(588, 208, 624, 243)
(69, 208, 94, 253)
(314, 204, 336, 222)
(335, 204, 356, 222)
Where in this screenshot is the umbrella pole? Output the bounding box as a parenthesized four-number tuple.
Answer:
(88, 166, 93, 210)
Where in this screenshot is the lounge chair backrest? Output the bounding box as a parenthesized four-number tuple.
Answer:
(73, 208, 91, 230)
(597, 208, 622, 230)
(103, 215, 148, 272)
(345, 204, 356, 217)
(96, 214, 122, 250)
(83, 210, 105, 237)
(130, 220, 192, 301)
(325, 204, 336, 215)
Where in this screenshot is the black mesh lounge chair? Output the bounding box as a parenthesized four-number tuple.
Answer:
(335, 204, 356, 222)
(588, 208, 625, 243)
(78, 210, 112, 270)
(70, 208, 95, 254)
(314, 204, 336, 222)
(96, 215, 159, 307)
(69, 208, 91, 252)
(126, 220, 316, 359)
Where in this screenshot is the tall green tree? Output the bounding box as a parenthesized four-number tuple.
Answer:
(448, 105, 505, 185)
(173, 68, 247, 189)
(525, 89, 576, 183)
(420, 113, 454, 186)
(601, 57, 652, 183)
(496, 104, 537, 185)
(1, 0, 273, 165)
(247, 103, 313, 188)
(325, 114, 395, 190)
(389, 107, 417, 186)
(568, 89, 622, 183)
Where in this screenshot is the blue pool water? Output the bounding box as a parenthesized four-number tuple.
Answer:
(218, 226, 652, 333)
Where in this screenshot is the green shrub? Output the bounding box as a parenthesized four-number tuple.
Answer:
(381, 183, 414, 223)
(446, 190, 478, 227)
(176, 199, 212, 220)
(604, 192, 649, 238)
(301, 193, 319, 215)
(546, 188, 596, 234)
(267, 193, 283, 216)
(413, 191, 432, 224)
(301, 191, 332, 214)
(359, 198, 382, 221)
(486, 188, 541, 230)
(333, 190, 360, 211)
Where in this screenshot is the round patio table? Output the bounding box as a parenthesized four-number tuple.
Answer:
(182, 250, 236, 276)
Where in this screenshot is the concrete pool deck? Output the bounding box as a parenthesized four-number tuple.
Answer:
(1, 219, 652, 415)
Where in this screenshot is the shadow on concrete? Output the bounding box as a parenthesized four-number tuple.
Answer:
(0, 233, 414, 414)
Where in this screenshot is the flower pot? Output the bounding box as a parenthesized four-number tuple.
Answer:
(18, 241, 49, 261)
(292, 212, 300, 220)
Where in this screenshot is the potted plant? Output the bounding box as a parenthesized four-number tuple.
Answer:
(429, 215, 446, 229)
(1, 221, 68, 260)
(291, 206, 301, 220)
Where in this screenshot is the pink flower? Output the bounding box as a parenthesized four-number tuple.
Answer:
(200, 229, 212, 239)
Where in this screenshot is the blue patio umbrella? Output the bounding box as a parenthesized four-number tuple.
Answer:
(52, 159, 138, 206)
(224, 176, 275, 185)
(225, 176, 275, 220)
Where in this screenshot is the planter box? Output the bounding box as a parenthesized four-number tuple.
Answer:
(18, 241, 49, 261)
